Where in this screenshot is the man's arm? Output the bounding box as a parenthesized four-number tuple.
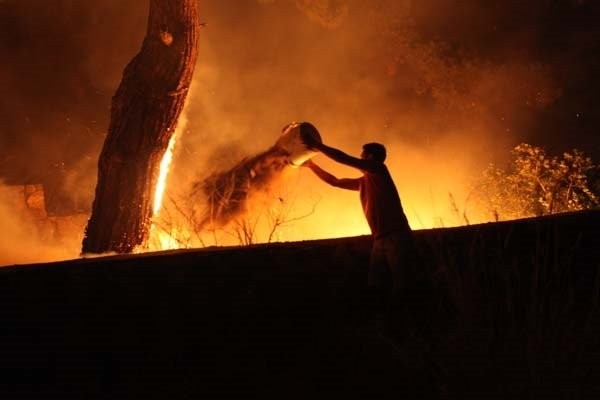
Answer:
(301, 131, 379, 173)
(303, 160, 360, 191)
(319, 143, 379, 172)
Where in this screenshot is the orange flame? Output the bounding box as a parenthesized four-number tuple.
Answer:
(153, 133, 177, 215)
(147, 132, 181, 251)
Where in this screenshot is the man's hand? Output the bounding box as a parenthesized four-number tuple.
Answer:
(301, 159, 315, 168)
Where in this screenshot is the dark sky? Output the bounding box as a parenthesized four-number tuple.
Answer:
(1, 0, 599, 201)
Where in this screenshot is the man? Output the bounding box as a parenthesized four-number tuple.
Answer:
(299, 123, 419, 308)
(299, 124, 447, 386)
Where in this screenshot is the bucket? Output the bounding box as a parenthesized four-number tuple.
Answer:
(275, 122, 322, 167)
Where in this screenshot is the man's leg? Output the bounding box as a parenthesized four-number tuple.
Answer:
(383, 234, 419, 336)
(384, 234, 418, 291)
(367, 239, 390, 312)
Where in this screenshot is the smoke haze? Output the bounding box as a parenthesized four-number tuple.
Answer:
(1, 0, 599, 260)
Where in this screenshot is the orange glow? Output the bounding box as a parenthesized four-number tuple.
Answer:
(149, 224, 190, 251)
(143, 132, 496, 251)
(148, 132, 179, 251)
(1, 2, 575, 266)
(153, 133, 177, 215)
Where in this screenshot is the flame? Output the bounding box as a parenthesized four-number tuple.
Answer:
(143, 126, 492, 251)
(145, 148, 483, 251)
(147, 132, 180, 252)
(153, 133, 177, 215)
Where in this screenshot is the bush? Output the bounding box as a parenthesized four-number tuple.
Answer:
(473, 143, 599, 221)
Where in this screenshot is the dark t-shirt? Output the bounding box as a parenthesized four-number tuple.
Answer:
(359, 164, 411, 238)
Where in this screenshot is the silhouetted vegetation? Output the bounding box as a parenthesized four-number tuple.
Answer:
(472, 143, 599, 221)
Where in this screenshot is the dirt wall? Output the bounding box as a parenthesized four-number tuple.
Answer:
(0, 210, 599, 399)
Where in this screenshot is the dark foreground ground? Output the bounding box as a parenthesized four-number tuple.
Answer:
(1, 210, 599, 399)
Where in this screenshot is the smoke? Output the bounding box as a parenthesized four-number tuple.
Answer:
(0, 0, 147, 184)
(0, 1, 147, 262)
(0, 183, 84, 267)
(161, 0, 570, 241)
(2, 0, 599, 255)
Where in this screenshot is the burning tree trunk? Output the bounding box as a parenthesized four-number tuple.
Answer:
(82, 0, 199, 254)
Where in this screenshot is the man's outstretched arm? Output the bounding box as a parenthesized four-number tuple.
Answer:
(301, 131, 379, 172)
(303, 160, 360, 191)
(321, 143, 378, 172)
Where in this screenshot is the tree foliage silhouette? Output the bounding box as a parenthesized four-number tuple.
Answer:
(474, 143, 599, 220)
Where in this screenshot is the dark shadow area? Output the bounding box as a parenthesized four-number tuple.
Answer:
(1, 210, 599, 399)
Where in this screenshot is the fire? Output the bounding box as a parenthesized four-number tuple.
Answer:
(153, 133, 177, 215)
(144, 122, 490, 252)
(147, 132, 181, 252)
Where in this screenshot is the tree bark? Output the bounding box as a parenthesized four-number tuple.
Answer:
(82, 0, 199, 254)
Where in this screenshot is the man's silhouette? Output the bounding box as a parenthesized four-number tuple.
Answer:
(299, 123, 419, 310)
(299, 123, 448, 390)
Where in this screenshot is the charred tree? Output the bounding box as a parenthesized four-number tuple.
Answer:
(82, 0, 199, 254)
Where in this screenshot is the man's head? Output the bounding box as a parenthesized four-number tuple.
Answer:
(361, 142, 386, 162)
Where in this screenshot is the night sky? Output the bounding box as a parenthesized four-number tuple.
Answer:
(1, 0, 599, 206)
